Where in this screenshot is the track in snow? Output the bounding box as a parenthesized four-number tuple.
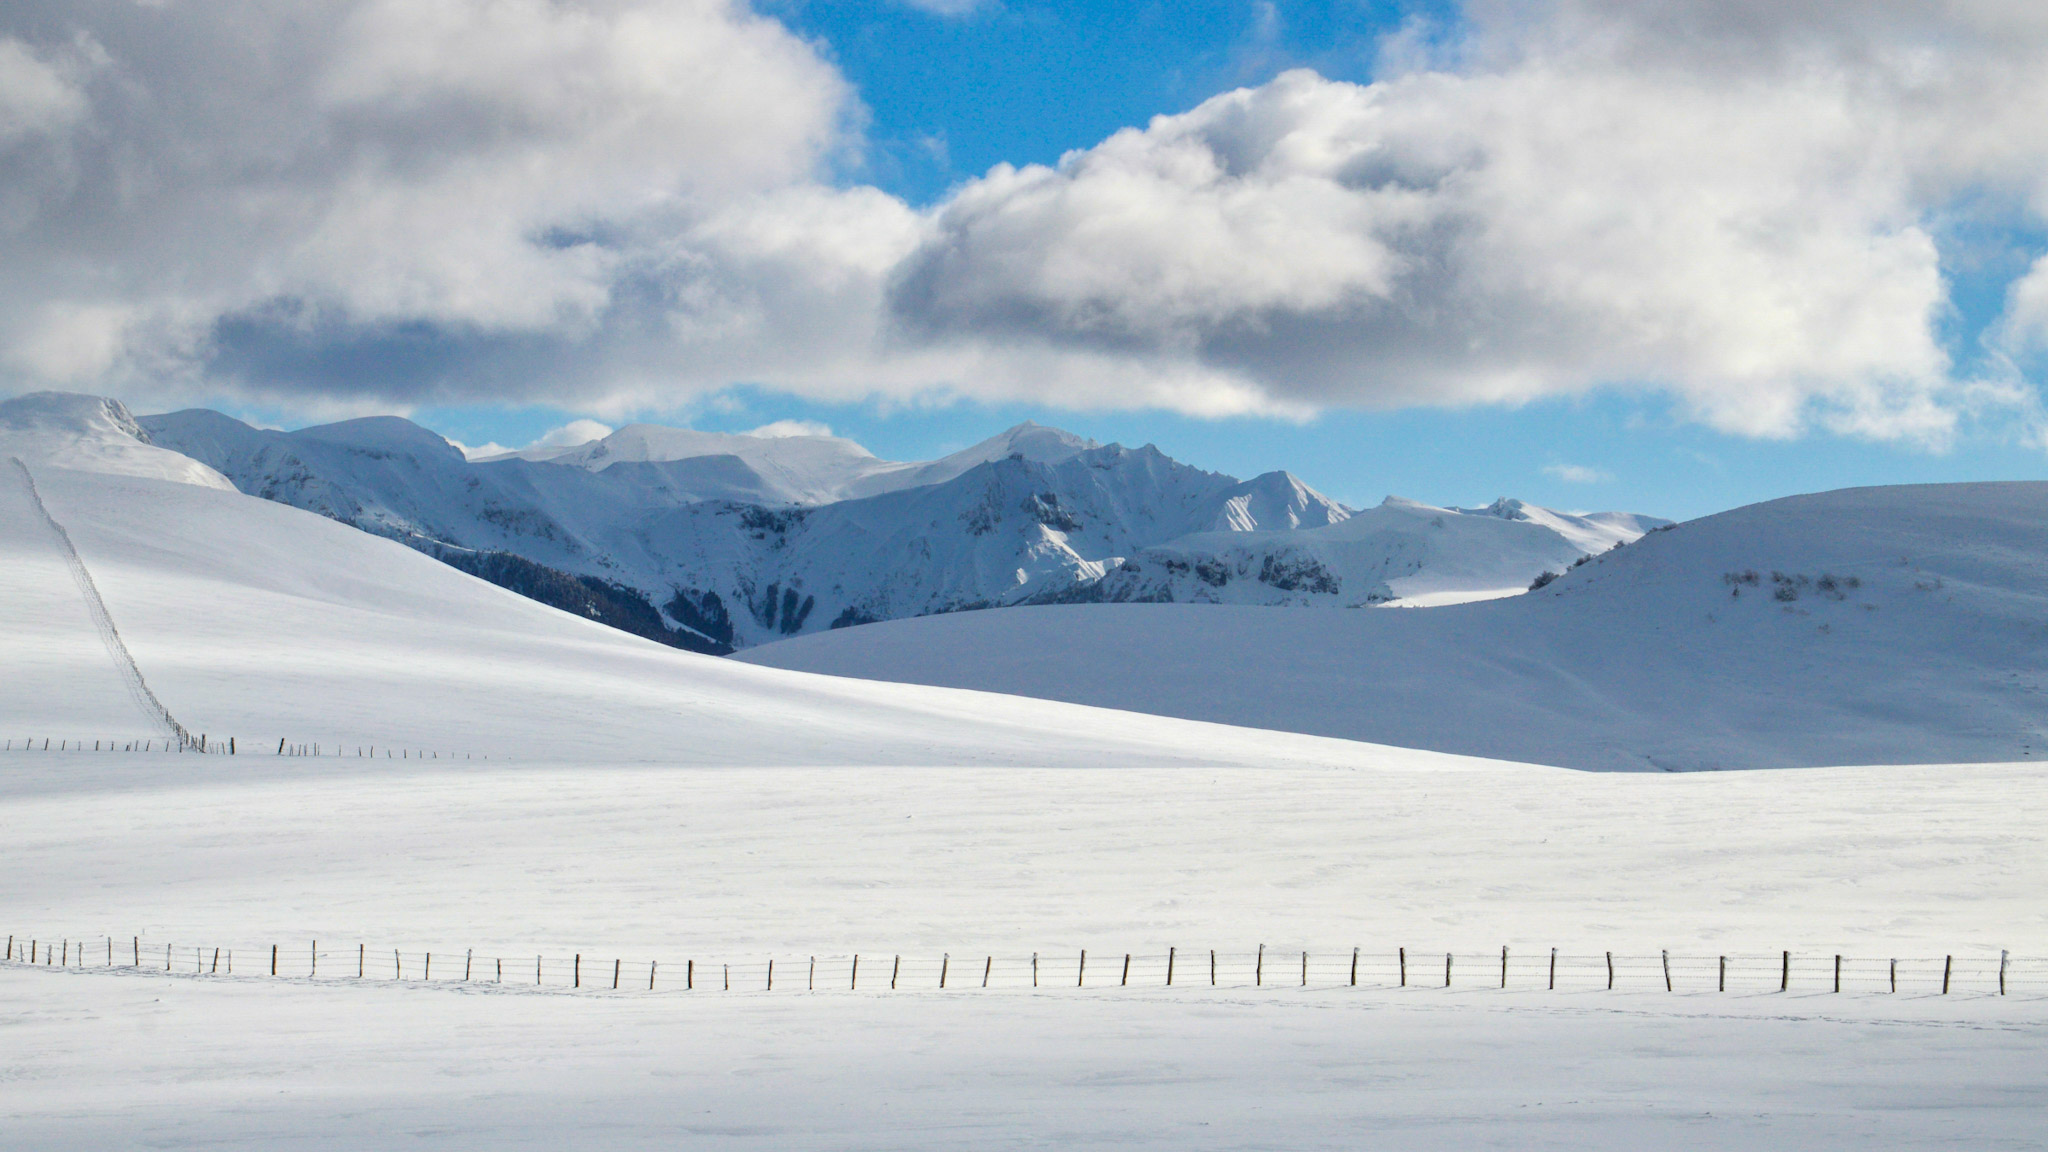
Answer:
(10, 457, 190, 745)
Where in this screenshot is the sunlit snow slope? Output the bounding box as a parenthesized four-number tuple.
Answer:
(743, 482, 2048, 771)
(0, 417, 1424, 771)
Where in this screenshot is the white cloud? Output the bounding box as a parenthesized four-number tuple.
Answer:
(0, 35, 91, 144)
(744, 419, 832, 438)
(1544, 463, 1612, 484)
(0, 0, 851, 401)
(530, 418, 615, 450)
(450, 417, 613, 459)
(3, 0, 2048, 446)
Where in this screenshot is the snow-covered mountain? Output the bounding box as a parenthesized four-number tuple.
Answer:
(742, 480, 2048, 771)
(125, 397, 1658, 652)
(0, 392, 234, 492)
(1081, 496, 1665, 608)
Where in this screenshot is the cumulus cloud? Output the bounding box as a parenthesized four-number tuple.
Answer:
(450, 416, 614, 459)
(3, 0, 2048, 445)
(744, 418, 833, 438)
(1544, 463, 1612, 484)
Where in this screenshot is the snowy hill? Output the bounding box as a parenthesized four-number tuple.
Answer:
(741, 481, 2048, 771)
(0, 393, 234, 492)
(0, 422, 1405, 771)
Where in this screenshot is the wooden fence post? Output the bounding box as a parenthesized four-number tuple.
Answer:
(765, 959, 771, 991)
(892, 955, 900, 990)
(133, 936, 139, 967)
(1718, 955, 1725, 992)
(1503, 946, 1509, 989)
(984, 956, 992, 987)
(1550, 948, 1557, 990)
(849, 955, 856, 990)
(650, 960, 657, 990)
(615, 958, 621, 990)
(358, 943, 364, 978)
(1890, 958, 1896, 993)
(2000, 950, 2009, 996)
(1210, 949, 1215, 986)
(574, 953, 580, 989)
(1781, 951, 1789, 992)
(1942, 955, 1952, 995)
(1350, 947, 1358, 987)
(1077, 950, 1085, 988)
(1301, 951, 1307, 987)
(1399, 947, 1406, 987)
(1606, 951, 1614, 990)
(810, 956, 816, 991)
(312, 941, 318, 977)
(1032, 952, 1038, 988)
(1445, 952, 1452, 988)
(1255, 944, 1263, 987)
(1833, 954, 1841, 993)
(688, 959, 694, 990)
(465, 950, 472, 981)
(1169, 947, 1177, 986)
(941, 954, 949, 989)
(271, 944, 277, 976)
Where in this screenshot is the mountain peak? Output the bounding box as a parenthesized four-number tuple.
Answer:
(0, 391, 233, 490)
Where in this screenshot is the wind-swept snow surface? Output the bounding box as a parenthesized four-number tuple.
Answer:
(744, 482, 2048, 771)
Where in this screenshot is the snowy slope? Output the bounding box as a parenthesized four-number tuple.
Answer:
(742, 481, 2048, 771)
(1088, 495, 1665, 607)
(0, 438, 1419, 769)
(1, 393, 233, 491)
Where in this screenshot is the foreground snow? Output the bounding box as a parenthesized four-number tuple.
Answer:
(7, 965, 2044, 1150)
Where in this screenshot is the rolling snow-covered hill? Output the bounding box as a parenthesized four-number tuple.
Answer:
(0, 395, 1409, 770)
(742, 480, 2048, 771)
(133, 399, 1661, 650)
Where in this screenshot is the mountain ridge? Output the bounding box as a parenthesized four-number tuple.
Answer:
(0, 393, 1664, 652)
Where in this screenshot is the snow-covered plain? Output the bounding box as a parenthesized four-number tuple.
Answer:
(745, 481, 2048, 771)
(6, 402, 2047, 1146)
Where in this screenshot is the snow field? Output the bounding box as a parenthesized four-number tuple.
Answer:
(7, 421, 2048, 1145)
(5, 964, 2046, 1150)
(5, 756, 2044, 963)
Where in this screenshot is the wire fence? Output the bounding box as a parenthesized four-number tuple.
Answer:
(3, 936, 2035, 998)
(2, 737, 487, 759)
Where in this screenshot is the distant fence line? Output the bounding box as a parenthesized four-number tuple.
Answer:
(4, 936, 2032, 998)
(2, 738, 486, 759)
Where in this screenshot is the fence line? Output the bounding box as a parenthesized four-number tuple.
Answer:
(1, 738, 488, 760)
(2, 934, 2032, 999)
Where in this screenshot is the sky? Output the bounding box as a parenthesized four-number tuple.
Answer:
(5, 1, 2048, 519)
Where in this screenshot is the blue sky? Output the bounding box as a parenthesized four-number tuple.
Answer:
(11, 0, 2048, 521)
